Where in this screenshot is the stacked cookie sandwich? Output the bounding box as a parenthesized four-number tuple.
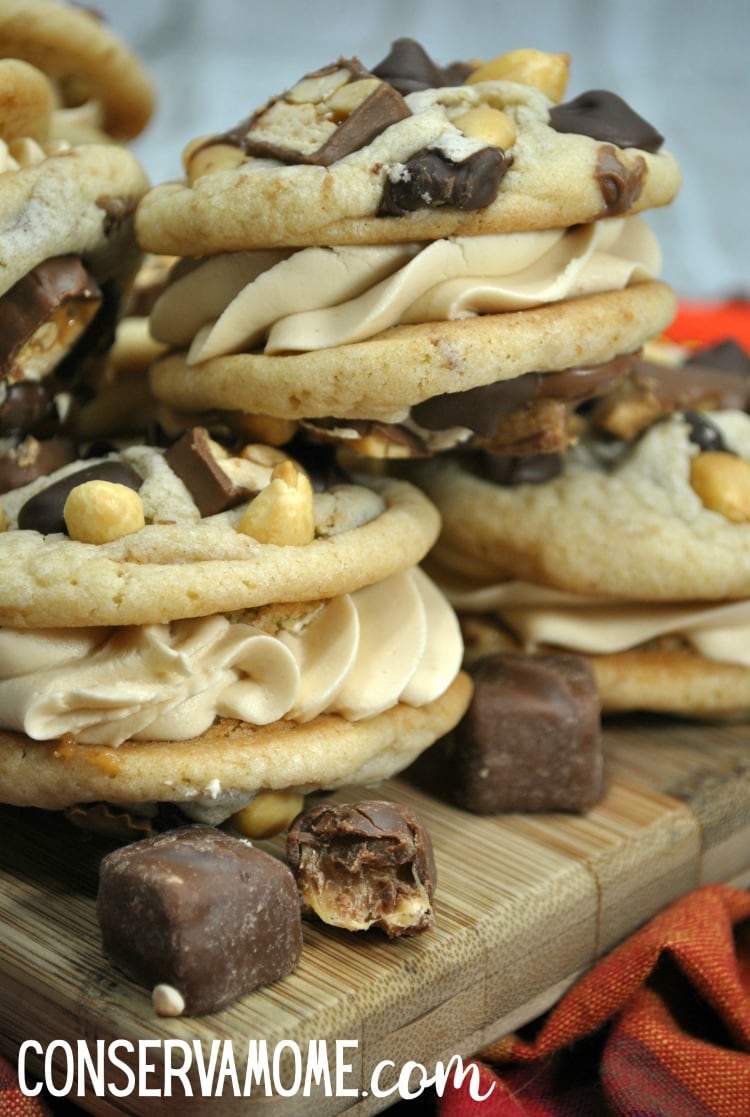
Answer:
(137, 39, 679, 461)
(420, 340, 750, 721)
(0, 0, 154, 495)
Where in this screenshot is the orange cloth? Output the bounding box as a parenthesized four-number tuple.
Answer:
(439, 885, 750, 1116)
(665, 298, 750, 351)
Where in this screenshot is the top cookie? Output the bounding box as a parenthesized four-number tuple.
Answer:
(0, 436, 440, 627)
(136, 40, 681, 254)
(0, 0, 155, 142)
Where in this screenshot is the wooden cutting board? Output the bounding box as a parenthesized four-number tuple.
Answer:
(1, 715, 750, 1117)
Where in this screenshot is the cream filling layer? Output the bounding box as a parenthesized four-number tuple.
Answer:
(149, 216, 660, 361)
(0, 567, 462, 745)
(446, 579, 750, 666)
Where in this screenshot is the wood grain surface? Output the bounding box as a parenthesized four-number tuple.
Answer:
(1, 715, 749, 1116)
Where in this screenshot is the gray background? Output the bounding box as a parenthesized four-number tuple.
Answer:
(98, 0, 749, 300)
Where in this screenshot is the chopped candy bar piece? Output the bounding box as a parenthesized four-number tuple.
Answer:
(97, 826, 302, 1015)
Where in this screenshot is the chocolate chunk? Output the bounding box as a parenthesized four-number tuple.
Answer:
(0, 257, 101, 382)
(685, 338, 750, 377)
(549, 90, 664, 152)
(0, 381, 55, 435)
(371, 38, 472, 95)
(449, 654, 603, 814)
(379, 145, 509, 216)
(286, 800, 436, 937)
(412, 354, 637, 438)
(0, 435, 77, 495)
(482, 451, 564, 486)
(97, 826, 302, 1016)
(17, 458, 142, 534)
(589, 354, 750, 442)
(219, 59, 411, 167)
(165, 426, 253, 516)
(303, 416, 430, 459)
(682, 410, 729, 453)
(594, 145, 646, 215)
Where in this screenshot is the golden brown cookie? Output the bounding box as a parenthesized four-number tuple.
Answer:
(0, 0, 155, 142)
(416, 409, 750, 601)
(136, 46, 680, 253)
(0, 141, 149, 297)
(149, 280, 677, 424)
(0, 444, 440, 627)
(0, 57, 53, 142)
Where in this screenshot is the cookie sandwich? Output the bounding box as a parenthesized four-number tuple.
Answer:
(0, 433, 469, 825)
(417, 340, 750, 720)
(0, 51, 151, 495)
(137, 38, 680, 461)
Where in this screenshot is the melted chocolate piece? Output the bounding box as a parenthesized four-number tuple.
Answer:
(165, 426, 253, 516)
(595, 146, 646, 215)
(379, 145, 509, 216)
(303, 416, 430, 459)
(0, 257, 101, 381)
(549, 90, 664, 153)
(371, 38, 472, 95)
(449, 653, 603, 814)
(217, 59, 410, 167)
(97, 826, 302, 1016)
(0, 381, 55, 434)
(682, 410, 729, 453)
(0, 435, 77, 495)
(17, 458, 143, 534)
(482, 451, 564, 486)
(287, 800, 436, 938)
(412, 353, 636, 438)
(589, 351, 750, 442)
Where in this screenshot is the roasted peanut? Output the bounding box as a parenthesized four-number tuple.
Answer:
(326, 77, 381, 117)
(466, 49, 570, 103)
(185, 140, 245, 182)
(237, 460, 315, 545)
(231, 413, 298, 447)
(152, 984, 185, 1018)
(63, 480, 145, 544)
(454, 105, 516, 149)
(230, 790, 305, 839)
(690, 451, 750, 523)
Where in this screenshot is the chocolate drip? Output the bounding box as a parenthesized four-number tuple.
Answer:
(549, 90, 664, 152)
(412, 353, 636, 437)
(371, 38, 472, 95)
(379, 145, 508, 216)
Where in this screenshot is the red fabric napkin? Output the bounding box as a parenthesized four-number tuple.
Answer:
(439, 884, 750, 1116)
(665, 297, 750, 351)
(0, 1056, 52, 1116)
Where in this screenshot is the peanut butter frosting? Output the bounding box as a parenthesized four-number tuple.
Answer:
(150, 216, 661, 361)
(441, 576, 750, 667)
(0, 567, 462, 745)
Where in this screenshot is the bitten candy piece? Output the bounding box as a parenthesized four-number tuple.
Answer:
(450, 653, 603, 814)
(286, 801, 436, 938)
(96, 826, 302, 1016)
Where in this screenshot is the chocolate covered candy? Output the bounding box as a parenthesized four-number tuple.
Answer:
(97, 826, 302, 1016)
(449, 653, 603, 814)
(287, 800, 436, 937)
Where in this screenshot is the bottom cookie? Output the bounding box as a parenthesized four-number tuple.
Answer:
(0, 671, 472, 811)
